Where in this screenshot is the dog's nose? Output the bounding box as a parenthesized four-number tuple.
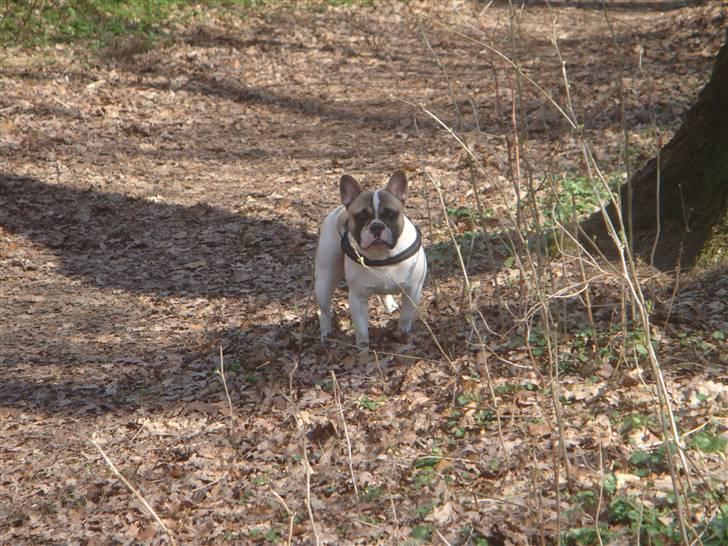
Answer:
(370, 223, 385, 237)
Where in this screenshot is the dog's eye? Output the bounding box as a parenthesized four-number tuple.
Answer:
(356, 211, 370, 222)
(381, 208, 397, 221)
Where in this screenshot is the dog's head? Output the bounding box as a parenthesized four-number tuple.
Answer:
(340, 171, 408, 251)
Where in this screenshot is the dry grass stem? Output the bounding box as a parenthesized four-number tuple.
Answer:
(299, 421, 321, 546)
(428, 172, 473, 312)
(89, 435, 176, 546)
(270, 489, 295, 546)
(435, 528, 454, 546)
(217, 346, 234, 436)
(419, 23, 463, 129)
(330, 371, 360, 504)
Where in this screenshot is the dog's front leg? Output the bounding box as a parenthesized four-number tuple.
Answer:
(398, 287, 422, 335)
(348, 290, 370, 348)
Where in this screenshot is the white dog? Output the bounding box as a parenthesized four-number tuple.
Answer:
(314, 171, 427, 347)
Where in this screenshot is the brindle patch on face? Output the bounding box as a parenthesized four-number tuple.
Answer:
(376, 190, 405, 243)
(346, 189, 404, 249)
(346, 190, 374, 243)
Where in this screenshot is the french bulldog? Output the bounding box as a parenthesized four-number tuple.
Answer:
(315, 171, 427, 347)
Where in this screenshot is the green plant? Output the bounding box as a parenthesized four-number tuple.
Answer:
(357, 396, 380, 411)
(2, 0, 358, 48)
(412, 467, 436, 488)
(413, 455, 440, 469)
(699, 504, 728, 545)
(526, 327, 549, 356)
(493, 383, 518, 395)
(608, 496, 681, 543)
(0, 0, 190, 47)
(447, 409, 465, 438)
(414, 502, 434, 518)
(690, 428, 727, 453)
(541, 173, 621, 226)
(427, 231, 482, 269)
(473, 408, 495, 426)
(563, 525, 611, 545)
(603, 473, 618, 495)
(236, 490, 254, 505)
(676, 330, 721, 353)
(456, 392, 474, 406)
(573, 490, 598, 511)
(315, 378, 334, 392)
(223, 529, 240, 541)
(622, 412, 655, 434)
(629, 446, 669, 476)
(246, 520, 290, 544)
(409, 524, 433, 541)
(362, 484, 384, 502)
(264, 527, 281, 543)
(446, 205, 494, 230)
(244, 373, 262, 384)
(447, 205, 475, 220)
(623, 327, 656, 358)
(327, 0, 375, 6)
(357, 514, 378, 525)
(568, 326, 596, 365)
(247, 527, 263, 539)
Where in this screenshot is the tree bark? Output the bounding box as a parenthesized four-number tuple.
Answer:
(582, 34, 728, 269)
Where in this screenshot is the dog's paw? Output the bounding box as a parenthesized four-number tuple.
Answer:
(391, 328, 412, 344)
(354, 336, 370, 350)
(380, 295, 399, 313)
(319, 313, 333, 339)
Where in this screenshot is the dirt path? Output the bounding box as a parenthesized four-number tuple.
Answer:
(1, 2, 726, 543)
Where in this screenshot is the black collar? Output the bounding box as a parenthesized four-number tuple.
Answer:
(341, 226, 422, 267)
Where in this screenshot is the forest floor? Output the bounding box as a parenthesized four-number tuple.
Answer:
(1, 1, 727, 544)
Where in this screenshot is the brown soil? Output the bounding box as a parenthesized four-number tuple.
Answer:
(1, 1, 726, 544)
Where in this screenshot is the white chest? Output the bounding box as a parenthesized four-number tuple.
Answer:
(344, 248, 426, 297)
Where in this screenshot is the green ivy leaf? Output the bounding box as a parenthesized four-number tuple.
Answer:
(409, 525, 433, 540)
(603, 473, 618, 495)
(691, 431, 727, 453)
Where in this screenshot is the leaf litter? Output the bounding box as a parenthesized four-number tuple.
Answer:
(1, 1, 727, 544)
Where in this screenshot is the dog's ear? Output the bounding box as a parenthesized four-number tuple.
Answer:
(340, 175, 363, 207)
(385, 170, 408, 203)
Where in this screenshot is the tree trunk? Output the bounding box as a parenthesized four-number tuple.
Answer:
(582, 34, 728, 269)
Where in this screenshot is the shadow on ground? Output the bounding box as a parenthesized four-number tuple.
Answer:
(0, 174, 315, 299)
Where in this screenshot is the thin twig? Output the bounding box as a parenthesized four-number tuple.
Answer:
(419, 23, 463, 129)
(595, 447, 606, 546)
(270, 489, 295, 546)
(428, 172, 473, 313)
(390, 497, 400, 539)
(478, 350, 511, 468)
(331, 371, 360, 504)
(435, 529, 454, 546)
(300, 425, 320, 545)
(217, 346, 234, 436)
(89, 435, 176, 546)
